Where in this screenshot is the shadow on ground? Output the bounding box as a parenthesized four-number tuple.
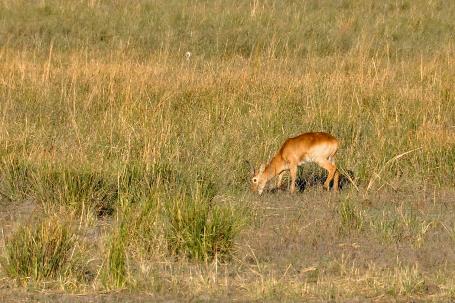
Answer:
(270, 169, 356, 193)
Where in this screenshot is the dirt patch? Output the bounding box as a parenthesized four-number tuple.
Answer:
(0, 289, 175, 303)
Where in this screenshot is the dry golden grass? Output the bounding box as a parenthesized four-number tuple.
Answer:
(0, 0, 454, 301)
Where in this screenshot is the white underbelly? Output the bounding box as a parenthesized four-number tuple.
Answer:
(303, 146, 334, 163)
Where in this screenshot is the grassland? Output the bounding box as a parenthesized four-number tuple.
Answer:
(0, 0, 454, 301)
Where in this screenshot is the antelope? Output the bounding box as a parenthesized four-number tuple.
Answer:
(250, 132, 340, 195)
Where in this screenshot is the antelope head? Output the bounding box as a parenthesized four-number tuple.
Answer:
(251, 164, 267, 195)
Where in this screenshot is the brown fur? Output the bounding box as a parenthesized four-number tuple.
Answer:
(251, 132, 340, 194)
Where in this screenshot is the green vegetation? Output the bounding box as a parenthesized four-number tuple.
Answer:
(1, 216, 86, 286)
(102, 224, 128, 289)
(165, 190, 243, 261)
(0, 0, 454, 301)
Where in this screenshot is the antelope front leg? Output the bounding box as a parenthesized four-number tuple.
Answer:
(276, 171, 285, 190)
(289, 165, 297, 193)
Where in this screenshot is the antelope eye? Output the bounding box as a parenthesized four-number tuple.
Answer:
(252, 178, 257, 183)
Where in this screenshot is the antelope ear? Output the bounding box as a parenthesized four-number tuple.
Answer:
(259, 164, 265, 174)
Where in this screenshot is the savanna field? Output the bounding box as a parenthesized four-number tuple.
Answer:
(0, 0, 454, 301)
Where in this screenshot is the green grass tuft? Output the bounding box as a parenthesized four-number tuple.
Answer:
(165, 188, 242, 261)
(102, 224, 129, 289)
(1, 216, 84, 285)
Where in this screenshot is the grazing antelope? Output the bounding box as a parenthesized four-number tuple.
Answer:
(250, 132, 340, 195)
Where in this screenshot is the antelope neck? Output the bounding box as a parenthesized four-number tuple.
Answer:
(264, 155, 285, 180)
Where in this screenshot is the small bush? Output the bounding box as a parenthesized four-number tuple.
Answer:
(1, 217, 82, 284)
(165, 189, 242, 261)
